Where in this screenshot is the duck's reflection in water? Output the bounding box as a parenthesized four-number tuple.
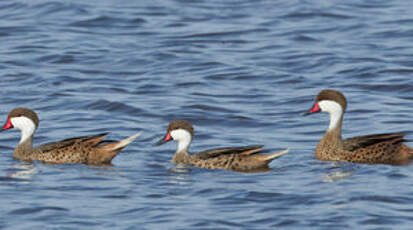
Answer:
(323, 162, 356, 182)
(166, 163, 274, 186)
(7, 161, 39, 182)
(168, 163, 191, 185)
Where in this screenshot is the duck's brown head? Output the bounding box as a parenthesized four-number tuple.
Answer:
(156, 120, 194, 146)
(1, 107, 39, 132)
(303, 89, 347, 116)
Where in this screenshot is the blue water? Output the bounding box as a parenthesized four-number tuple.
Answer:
(1, 0, 413, 229)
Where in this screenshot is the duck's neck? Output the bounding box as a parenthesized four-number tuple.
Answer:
(327, 105, 343, 132)
(172, 139, 191, 164)
(10, 116, 37, 159)
(13, 135, 34, 160)
(327, 105, 344, 137)
(318, 111, 344, 151)
(20, 125, 35, 145)
(172, 151, 190, 164)
(14, 122, 36, 160)
(323, 123, 343, 144)
(177, 137, 191, 153)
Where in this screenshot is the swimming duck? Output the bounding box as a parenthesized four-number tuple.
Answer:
(1, 107, 140, 165)
(303, 89, 413, 165)
(156, 120, 288, 171)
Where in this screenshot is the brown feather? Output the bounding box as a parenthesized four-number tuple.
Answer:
(195, 145, 263, 160)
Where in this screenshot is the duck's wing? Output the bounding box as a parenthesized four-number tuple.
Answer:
(195, 145, 263, 160)
(343, 133, 405, 151)
(36, 133, 108, 153)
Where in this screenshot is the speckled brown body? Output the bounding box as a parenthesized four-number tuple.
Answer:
(13, 133, 138, 165)
(316, 129, 413, 165)
(157, 120, 288, 172)
(172, 145, 288, 171)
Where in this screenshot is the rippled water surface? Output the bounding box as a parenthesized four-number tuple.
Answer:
(1, 0, 413, 229)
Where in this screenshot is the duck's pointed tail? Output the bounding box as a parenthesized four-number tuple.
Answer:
(260, 148, 289, 162)
(102, 132, 141, 151)
(89, 132, 141, 164)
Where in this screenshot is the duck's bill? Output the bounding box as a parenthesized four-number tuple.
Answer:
(155, 133, 172, 146)
(156, 138, 168, 146)
(0, 118, 13, 132)
(302, 103, 321, 116)
(301, 111, 313, 116)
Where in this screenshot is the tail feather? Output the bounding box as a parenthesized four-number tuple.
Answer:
(100, 132, 141, 151)
(260, 148, 289, 162)
(84, 133, 109, 146)
(240, 146, 264, 156)
(88, 132, 141, 164)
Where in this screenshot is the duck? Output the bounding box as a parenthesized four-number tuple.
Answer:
(1, 107, 140, 165)
(303, 89, 413, 165)
(156, 120, 288, 171)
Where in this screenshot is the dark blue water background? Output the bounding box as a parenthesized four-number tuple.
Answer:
(1, 0, 413, 229)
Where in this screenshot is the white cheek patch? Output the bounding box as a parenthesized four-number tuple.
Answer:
(170, 129, 192, 152)
(318, 100, 343, 131)
(318, 100, 342, 113)
(170, 129, 191, 141)
(10, 116, 36, 143)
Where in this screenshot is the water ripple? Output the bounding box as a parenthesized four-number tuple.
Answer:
(0, 0, 413, 229)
